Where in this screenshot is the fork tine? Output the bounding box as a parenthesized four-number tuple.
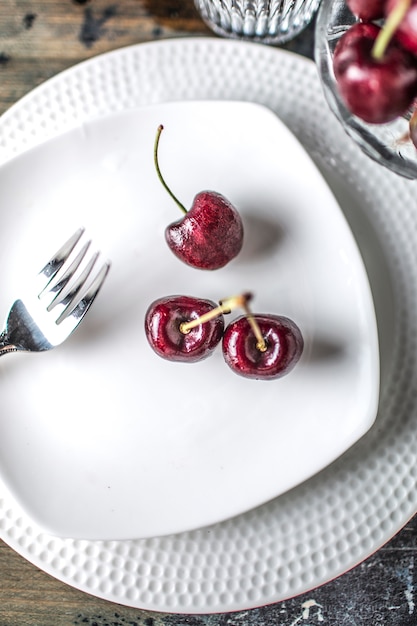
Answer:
(38, 227, 85, 296)
(56, 260, 111, 325)
(45, 241, 92, 310)
(48, 250, 99, 313)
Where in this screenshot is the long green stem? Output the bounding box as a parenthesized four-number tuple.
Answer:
(154, 125, 187, 215)
(372, 0, 411, 60)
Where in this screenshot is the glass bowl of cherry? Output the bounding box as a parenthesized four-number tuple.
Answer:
(315, 0, 417, 179)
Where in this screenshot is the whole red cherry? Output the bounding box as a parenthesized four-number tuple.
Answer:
(386, 0, 417, 54)
(346, 0, 386, 21)
(222, 314, 304, 380)
(333, 21, 417, 124)
(145, 295, 224, 363)
(154, 125, 244, 271)
(165, 190, 244, 270)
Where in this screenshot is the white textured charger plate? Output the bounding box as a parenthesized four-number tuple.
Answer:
(0, 38, 412, 613)
(0, 99, 379, 541)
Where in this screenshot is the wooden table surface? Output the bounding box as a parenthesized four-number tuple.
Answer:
(1, 2, 417, 625)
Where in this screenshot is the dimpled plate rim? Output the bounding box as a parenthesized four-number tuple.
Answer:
(0, 38, 415, 614)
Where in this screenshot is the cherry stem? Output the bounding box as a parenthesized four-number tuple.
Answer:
(154, 125, 187, 215)
(238, 296, 267, 353)
(179, 293, 250, 334)
(180, 292, 267, 353)
(372, 0, 411, 60)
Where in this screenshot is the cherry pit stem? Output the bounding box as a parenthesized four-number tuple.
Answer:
(236, 294, 268, 353)
(154, 125, 187, 215)
(180, 292, 267, 353)
(372, 0, 411, 59)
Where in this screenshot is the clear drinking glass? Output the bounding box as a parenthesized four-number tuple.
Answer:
(194, 0, 322, 44)
(315, 0, 417, 180)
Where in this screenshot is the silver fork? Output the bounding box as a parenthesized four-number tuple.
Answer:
(0, 228, 110, 357)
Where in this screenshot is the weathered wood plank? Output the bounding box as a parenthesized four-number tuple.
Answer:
(0, 0, 209, 114)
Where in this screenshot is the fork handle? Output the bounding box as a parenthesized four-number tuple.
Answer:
(0, 345, 20, 357)
(0, 333, 20, 357)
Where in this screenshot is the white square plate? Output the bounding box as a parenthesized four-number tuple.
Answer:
(0, 99, 379, 540)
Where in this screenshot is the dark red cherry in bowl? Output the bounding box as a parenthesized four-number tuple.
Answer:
(222, 314, 304, 380)
(346, 0, 386, 21)
(333, 21, 417, 124)
(385, 0, 417, 55)
(144, 295, 224, 363)
(154, 125, 244, 270)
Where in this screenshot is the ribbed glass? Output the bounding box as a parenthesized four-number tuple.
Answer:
(194, 0, 321, 43)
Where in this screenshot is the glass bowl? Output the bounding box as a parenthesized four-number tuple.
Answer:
(314, 0, 417, 180)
